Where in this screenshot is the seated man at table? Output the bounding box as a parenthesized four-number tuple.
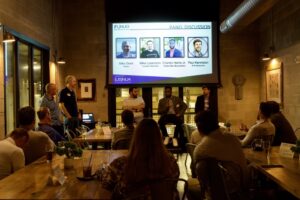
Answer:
(158, 86, 187, 147)
(37, 107, 66, 145)
(111, 110, 134, 149)
(0, 128, 29, 180)
(18, 106, 55, 165)
(267, 101, 297, 146)
(241, 102, 275, 147)
(191, 111, 248, 199)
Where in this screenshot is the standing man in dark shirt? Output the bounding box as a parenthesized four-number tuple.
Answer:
(59, 75, 81, 132)
(195, 85, 214, 113)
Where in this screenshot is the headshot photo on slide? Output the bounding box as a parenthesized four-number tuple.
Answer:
(188, 37, 209, 58)
(116, 38, 137, 58)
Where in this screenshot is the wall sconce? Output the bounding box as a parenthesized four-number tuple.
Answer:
(57, 57, 66, 64)
(261, 53, 271, 61)
(53, 50, 66, 65)
(2, 30, 15, 43)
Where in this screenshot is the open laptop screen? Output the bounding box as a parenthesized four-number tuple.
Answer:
(82, 113, 95, 123)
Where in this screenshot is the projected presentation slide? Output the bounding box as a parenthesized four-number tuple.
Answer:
(109, 22, 215, 85)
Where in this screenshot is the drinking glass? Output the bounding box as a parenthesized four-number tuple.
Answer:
(82, 157, 92, 177)
(45, 145, 54, 163)
(264, 140, 271, 160)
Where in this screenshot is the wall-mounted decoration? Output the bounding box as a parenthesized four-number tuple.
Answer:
(266, 66, 282, 105)
(232, 74, 246, 100)
(77, 79, 96, 101)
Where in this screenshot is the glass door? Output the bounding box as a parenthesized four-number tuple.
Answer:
(4, 42, 16, 133)
(18, 42, 30, 108)
(33, 48, 42, 122)
(4, 34, 49, 134)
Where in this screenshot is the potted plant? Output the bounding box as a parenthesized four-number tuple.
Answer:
(290, 139, 300, 160)
(56, 141, 83, 169)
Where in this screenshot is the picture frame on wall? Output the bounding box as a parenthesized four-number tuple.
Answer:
(266, 66, 282, 105)
(77, 79, 96, 101)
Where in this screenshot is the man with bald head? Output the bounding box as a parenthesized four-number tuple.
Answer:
(40, 83, 64, 136)
(59, 75, 81, 132)
(117, 41, 134, 58)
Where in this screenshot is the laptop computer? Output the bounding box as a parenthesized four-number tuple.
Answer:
(82, 113, 95, 123)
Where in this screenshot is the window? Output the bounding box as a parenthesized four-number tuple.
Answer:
(4, 31, 49, 134)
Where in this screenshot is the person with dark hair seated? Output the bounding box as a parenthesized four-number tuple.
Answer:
(191, 111, 248, 199)
(102, 118, 179, 199)
(37, 107, 66, 145)
(18, 106, 55, 165)
(111, 110, 135, 149)
(241, 102, 275, 147)
(267, 101, 297, 146)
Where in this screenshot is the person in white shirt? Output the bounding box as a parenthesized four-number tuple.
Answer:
(122, 87, 145, 124)
(241, 102, 275, 147)
(0, 128, 29, 180)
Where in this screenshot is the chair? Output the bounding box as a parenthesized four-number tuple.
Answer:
(65, 129, 76, 141)
(112, 139, 131, 150)
(295, 128, 300, 140)
(196, 157, 246, 200)
(182, 124, 197, 142)
(185, 143, 197, 177)
(121, 178, 188, 200)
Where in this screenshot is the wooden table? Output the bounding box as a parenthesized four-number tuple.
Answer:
(243, 147, 300, 199)
(0, 150, 127, 199)
(73, 129, 113, 149)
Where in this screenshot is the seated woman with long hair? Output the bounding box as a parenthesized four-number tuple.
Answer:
(101, 118, 179, 199)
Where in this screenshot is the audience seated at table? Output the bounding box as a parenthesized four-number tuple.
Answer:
(37, 107, 66, 145)
(101, 118, 179, 199)
(190, 111, 248, 199)
(18, 106, 55, 165)
(111, 110, 134, 149)
(267, 101, 297, 146)
(0, 128, 29, 180)
(241, 102, 275, 147)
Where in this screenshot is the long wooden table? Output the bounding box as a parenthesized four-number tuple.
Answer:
(243, 147, 300, 199)
(0, 150, 127, 199)
(73, 129, 113, 149)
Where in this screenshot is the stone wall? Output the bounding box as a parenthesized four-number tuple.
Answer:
(60, 0, 107, 122)
(259, 0, 300, 130)
(0, 0, 56, 139)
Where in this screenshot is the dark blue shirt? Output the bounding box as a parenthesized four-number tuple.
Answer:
(37, 124, 65, 145)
